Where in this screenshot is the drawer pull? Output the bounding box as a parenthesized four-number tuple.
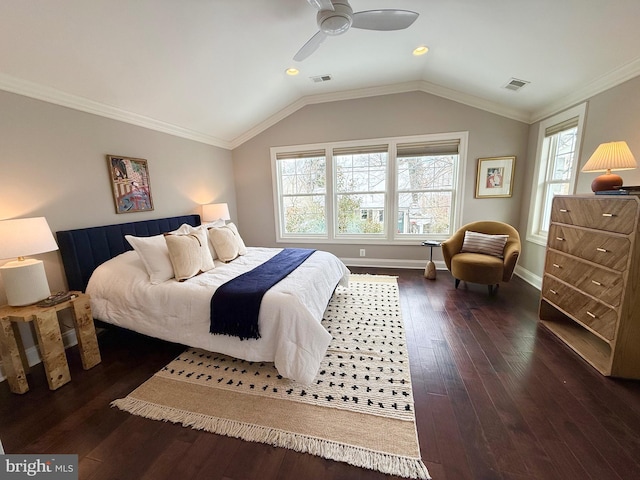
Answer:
(601, 213, 615, 217)
(586, 311, 597, 319)
(552, 263, 561, 268)
(596, 247, 608, 253)
(559, 209, 569, 213)
(556, 237, 565, 241)
(549, 289, 558, 295)
(591, 280, 602, 286)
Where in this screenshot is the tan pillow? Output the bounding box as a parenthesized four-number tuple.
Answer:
(208, 226, 240, 262)
(460, 231, 508, 258)
(164, 228, 215, 281)
(173, 221, 225, 260)
(226, 222, 248, 255)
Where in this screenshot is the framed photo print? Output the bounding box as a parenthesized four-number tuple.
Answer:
(475, 156, 515, 198)
(107, 155, 154, 213)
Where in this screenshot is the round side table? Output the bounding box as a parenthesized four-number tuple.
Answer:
(421, 240, 442, 280)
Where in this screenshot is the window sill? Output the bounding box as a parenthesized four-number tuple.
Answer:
(526, 233, 548, 248)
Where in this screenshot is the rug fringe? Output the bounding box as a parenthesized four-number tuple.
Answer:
(111, 397, 430, 479)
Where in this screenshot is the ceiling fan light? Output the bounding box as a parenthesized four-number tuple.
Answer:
(317, 2, 353, 35)
(320, 15, 351, 35)
(413, 45, 429, 56)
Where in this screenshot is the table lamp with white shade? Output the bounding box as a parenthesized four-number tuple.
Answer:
(581, 141, 638, 192)
(0, 217, 59, 306)
(202, 203, 230, 223)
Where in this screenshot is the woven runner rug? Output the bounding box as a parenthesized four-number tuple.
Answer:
(112, 275, 430, 479)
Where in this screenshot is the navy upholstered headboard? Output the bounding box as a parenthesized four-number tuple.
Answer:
(57, 214, 201, 292)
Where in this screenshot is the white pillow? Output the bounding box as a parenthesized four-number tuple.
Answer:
(125, 234, 175, 284)
(460, 231, 508, 258)
(164, 228, 215, 281)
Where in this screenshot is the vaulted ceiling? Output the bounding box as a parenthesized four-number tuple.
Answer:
(2, 0, 640, 149)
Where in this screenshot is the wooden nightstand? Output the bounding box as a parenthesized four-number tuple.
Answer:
(0, 292, 101, 394)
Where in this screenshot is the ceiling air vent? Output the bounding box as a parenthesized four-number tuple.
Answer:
(310, 74, 332, 83)
(503, 77, 530, 92)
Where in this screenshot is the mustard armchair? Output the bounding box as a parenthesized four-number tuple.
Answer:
(441, 221, 520, 295)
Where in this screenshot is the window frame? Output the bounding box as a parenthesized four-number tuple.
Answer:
(527, 103, 587, 246)
(271, 132, 468, 245)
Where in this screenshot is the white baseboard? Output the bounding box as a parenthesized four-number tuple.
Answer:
(342, 257, 542, 291)
(342, 257, 445, 271)
(0, 328, 78, 383)
(514, 265, 542, 290)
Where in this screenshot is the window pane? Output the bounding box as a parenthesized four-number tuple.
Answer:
(336, 152, 388, 193)
(397, 156, 454, 190)
(283, 195, 326, 234)
(557, 129, 577, 155)
(337, 193, 385, 234)
(279, 157, 326, 195)
(397, 192, 452, 234)
(540, 183, 570, 233)
(549, 127, 577, 181)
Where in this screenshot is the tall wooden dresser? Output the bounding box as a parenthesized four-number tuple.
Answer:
(539, 194, 640, 379)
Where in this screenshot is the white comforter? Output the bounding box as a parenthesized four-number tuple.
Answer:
(87, 247, 350, 384)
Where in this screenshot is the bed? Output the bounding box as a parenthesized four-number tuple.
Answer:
(57, 215, 350, 384)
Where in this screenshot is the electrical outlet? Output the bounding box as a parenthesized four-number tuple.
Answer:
(360, 249, 366, 257)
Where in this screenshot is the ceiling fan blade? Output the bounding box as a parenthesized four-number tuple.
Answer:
(306, 0, 334, 11)
(293, 31, 327, 61)
(352, 10, 419, 31)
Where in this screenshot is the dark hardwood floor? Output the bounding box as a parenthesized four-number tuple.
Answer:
(2, 268, 640, 480)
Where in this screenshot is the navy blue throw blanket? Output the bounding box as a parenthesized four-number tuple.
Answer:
(210, 248, 316, 340)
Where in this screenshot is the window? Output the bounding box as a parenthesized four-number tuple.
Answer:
(334, 145, 388, 237)
(528, 103, 587, 245)
(275, 150, 327, 236)
(272, 132, 467, 244)
(396, 141, 458, 237)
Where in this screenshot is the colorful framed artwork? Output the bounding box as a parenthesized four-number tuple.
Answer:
(475, 156, 515, 198)
(107, 155, 154, 213)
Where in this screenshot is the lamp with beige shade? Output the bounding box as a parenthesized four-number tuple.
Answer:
(581, 141, 637, 192)
(202, 203, 230, 223)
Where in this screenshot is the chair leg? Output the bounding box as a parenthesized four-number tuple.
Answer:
(454, 278, 460, 289)
(488, 284, 499, 295)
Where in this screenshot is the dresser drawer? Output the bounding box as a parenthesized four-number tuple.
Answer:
(544, 250, 624, 306)
(551, 197, 638, 234)
(548, 224, 630, 271)
(541, 275, 618, 341)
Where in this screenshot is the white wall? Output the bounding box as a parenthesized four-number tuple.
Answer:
(232, 91, 530, 265)
(517, 75, 640, 281)
(0, 90, 235, 353)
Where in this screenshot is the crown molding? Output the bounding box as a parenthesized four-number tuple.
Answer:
(4, 54, 640, 152)
(0, 73, 231, 149)
(529, 56, 640, 124)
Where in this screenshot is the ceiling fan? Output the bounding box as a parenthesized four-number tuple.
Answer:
(294, 0, 419, 61)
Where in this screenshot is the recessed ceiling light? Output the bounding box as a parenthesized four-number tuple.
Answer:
(413, 46, 429, 56)
(285, 68, 300, 76)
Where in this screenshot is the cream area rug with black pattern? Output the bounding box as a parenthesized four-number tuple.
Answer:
(112, 275, 430, 479)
